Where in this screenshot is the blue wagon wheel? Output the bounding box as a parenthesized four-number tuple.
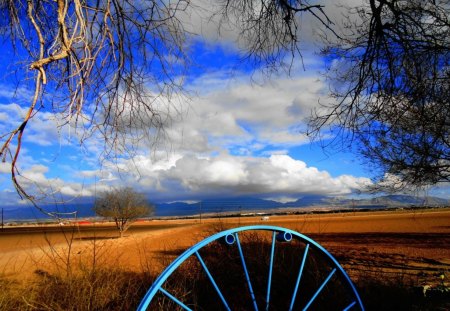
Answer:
(138, 225, 364, 310)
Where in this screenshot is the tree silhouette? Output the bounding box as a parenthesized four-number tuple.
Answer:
(93, 187, 153, 238)
(0, 0, 330, 205)
(309, 0, 450, 189)
(1, 0, 449, 204)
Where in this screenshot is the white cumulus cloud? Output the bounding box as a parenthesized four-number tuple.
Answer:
(111, 153, 373, 201)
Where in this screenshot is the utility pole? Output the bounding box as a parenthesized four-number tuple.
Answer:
(1, 208, 3, 232)
(239, 206, 242, 225)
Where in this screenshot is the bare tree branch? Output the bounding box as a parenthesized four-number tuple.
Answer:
(0, 0, 338, 208)
(309, 0, 450, 190)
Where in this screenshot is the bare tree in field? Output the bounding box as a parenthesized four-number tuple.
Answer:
(309, 0, 450, 190)
(93, 187, 153, 237)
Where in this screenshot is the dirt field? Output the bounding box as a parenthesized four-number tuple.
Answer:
(1, 208, 449, 287)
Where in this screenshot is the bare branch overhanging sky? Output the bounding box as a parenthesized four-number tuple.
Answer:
(0, 0, 448, 207)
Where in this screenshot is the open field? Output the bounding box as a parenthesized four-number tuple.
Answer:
(1, 208, 449, 279)
(0, 208, 449, 309)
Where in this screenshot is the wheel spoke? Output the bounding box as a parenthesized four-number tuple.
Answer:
(159, 287, 193, 311)
(139, 226, 364, 311)
(289, 243, 310, 311)
(343, 301, 357, 311)
(265, 231, 277, 311)
(303, 268, 337, 311)
(235, 232, 259, 311)
(195, 251, 231, 311)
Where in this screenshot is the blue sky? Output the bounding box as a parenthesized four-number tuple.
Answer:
(0, 0, 448, 208)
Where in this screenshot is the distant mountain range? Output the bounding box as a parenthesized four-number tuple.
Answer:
(155, 194, 450, 216)
(2, 194, 449, 221)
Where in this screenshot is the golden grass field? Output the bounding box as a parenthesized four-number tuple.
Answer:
(0, 208, 449, 310)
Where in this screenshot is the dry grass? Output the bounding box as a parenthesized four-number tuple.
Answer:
(145, 228, 450, 310)
(0, 227, 155, 310)
(0, 208, 448, 310)
(0, 268, 153, 310)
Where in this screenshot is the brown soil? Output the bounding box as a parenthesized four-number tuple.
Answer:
(0, 208, 449, 286)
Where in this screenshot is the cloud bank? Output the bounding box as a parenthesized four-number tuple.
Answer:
(0, 60, 372, 205)
(0, 4, 374, 206)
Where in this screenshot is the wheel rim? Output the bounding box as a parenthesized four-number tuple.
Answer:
(138, 225, 364, 311)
